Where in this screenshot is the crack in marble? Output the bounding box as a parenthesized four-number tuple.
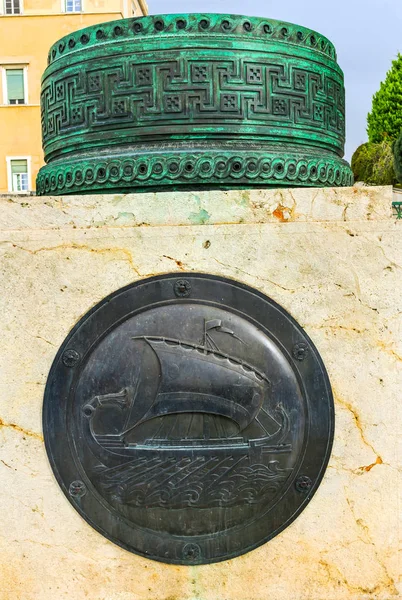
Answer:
(212, 258, 298, 293)
(332, 280, 381, 314)
(334, 395, 383, 466)
(35, 335, 55, 346)
(162, 255, 185, 270)
(307, 324, 367, 335)
(376, 340, 402, 362)
(9, 495, 44, 516)
(0, 417, 43, 442)
(306, 323, 401, 367)
(328, 457, 389, 477)
(344, 496, 399, 596)
(24, 332, 56, 347)
(287, 190, 298, 214)
(360, 235, 402, 271)
(318, 557, 397, 596)
(348, 265, 362, 301)
(355, 456, 384, 474)
(335, 284, 380, 313)
(8, 242, 143, 277)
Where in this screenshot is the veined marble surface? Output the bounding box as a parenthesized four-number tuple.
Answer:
(0, 186, 400, 600)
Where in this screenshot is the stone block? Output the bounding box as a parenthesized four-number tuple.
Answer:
(0, 185, 400, 599)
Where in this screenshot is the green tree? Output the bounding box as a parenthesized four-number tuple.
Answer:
(367, 53, 402, 143)
(351, 141, 395, 185)
(393, 130, 402, 183)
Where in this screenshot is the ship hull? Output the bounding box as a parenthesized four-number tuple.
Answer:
(94, 434, 292, 457)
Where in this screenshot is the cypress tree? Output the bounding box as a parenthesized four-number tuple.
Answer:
(367, 54, 402, 143)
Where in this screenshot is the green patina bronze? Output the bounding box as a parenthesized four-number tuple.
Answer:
(36, 13, 353, 195)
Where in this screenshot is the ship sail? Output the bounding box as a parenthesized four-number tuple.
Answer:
(82, 323, 292, 461)
(122, 336, 269, 435)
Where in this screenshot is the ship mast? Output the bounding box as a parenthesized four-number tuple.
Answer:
(203, 319, 221, 352)
(203, 319, 245, 352)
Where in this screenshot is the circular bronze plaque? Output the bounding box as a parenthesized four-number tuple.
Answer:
(43, 273, 334, 564)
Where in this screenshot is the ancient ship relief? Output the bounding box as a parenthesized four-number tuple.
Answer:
(82, 320, 293, 508)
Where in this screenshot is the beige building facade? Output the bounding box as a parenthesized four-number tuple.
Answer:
(0, 0, 148, 194)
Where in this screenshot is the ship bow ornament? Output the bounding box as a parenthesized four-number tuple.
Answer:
(36, 13, 353, 194)
(43, 274, 334, 564)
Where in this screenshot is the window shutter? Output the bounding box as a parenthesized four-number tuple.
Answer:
(6, 69, 24, 102)
(11, 159, 28, 175)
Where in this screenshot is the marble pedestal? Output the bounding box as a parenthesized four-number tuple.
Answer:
(0, 185, 400, 599)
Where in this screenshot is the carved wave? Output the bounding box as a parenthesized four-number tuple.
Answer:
(95, 456, 292, 508)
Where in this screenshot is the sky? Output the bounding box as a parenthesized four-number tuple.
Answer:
(148, 0, 402, 161)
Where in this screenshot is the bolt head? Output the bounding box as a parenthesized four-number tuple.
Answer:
(174, 279, 191, 298)
(295, 475, 312, 493)
(69, 480, 87, 498)
(62, 349, 80, 368)
(292, 342, 309, 361)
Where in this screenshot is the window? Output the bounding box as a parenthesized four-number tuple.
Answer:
(4, 0, 21, 14)
(65, 0, 82, 12)
(4, 69, 26, 104)
(8, 159, 30, 192)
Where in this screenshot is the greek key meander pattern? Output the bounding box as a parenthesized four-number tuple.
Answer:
(36, 153, 353, 195)
(47, 14, 337, 66)
(41, 57, 345, 152)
